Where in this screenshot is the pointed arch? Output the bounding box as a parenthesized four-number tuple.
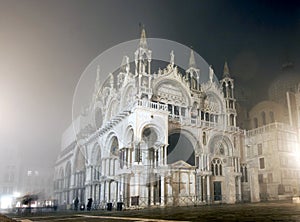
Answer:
(208, 134, 234, 157)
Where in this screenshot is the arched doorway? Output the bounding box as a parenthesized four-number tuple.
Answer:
(73, 147, 86, 204)
(167, 133, 195, 166)
(141, 127, 161, 206)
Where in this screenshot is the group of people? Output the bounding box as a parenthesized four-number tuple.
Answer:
(73, 197, 93, 211)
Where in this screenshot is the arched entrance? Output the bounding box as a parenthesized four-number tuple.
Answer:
(167, 133, 195, 166)
(141, 127, 161, 206)
(73, 147, 86, 204)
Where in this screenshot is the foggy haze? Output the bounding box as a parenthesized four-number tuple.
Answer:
(0, 0, 299, 190)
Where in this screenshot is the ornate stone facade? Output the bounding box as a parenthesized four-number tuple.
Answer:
(55, 29, 300, 209)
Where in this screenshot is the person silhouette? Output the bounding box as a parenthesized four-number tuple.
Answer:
(87, 198, 93, 211)
(74, 197, 79, 211)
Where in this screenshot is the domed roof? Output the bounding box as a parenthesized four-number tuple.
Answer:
(268, 63, 300, 104)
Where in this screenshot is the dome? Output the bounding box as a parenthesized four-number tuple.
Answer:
(268, 63, 300, 104)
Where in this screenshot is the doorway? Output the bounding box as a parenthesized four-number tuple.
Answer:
(213, 181, 222, 201)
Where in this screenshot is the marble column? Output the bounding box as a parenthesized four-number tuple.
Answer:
(206, 176, 210, 202)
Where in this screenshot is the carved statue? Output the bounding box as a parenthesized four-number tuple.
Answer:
(209, 65, 214, 83)
(170, 50, 174, 67)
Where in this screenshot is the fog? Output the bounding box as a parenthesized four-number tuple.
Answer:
(0, 0, 299, 197)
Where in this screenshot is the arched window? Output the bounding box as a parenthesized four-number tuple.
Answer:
(202, 132, 207, 145)
(241, 164, 248, 183)
(228, 82, 232, 98)
(230, 114, 234, 126)
(110, 137, 119, 156)
(211, 158, 222, 176)
(253, 118, 258, 128)
(205, 113, 209, 121)
(269, 111, 274, 123)
(222, 82, 227, 98)
(261, 111, 266, 125)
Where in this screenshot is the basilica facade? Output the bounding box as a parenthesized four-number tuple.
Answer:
(54, 29, 300, 209)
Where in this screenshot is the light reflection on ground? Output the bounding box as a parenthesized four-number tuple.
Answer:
(5, 200, 300, 221)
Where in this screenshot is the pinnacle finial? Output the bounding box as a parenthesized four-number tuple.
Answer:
(139, 25, 147, 48)
(189, 49, 196, 68)
(223, 61, 230, 78)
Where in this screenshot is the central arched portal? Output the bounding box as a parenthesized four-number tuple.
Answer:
(167, 133, 195, 166)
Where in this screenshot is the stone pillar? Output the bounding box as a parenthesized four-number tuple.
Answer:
(160, 175, 165, 206)
(100, 182, 105, 202)
(150, 182, 154, 205)
(199, 175, 202, 202)
(237, 177, 242, 201)
(164, 145, 167, 165)
(206, 176, 210, 202)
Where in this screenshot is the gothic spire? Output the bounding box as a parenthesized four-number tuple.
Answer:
(139, 26, 147, 49)
(189, 49, 196, 68)
(223, 61, 230, 78)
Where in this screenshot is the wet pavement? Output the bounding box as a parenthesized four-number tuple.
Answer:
(4, 200, 300, 221)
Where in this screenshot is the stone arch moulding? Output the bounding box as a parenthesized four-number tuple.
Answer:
(91, 143, 101, 165)
(73, 145, 87, 172)
(168, 128, 202, 155)
(105, 99, 120, 123)
(204, 91, 225, 114)
(122, 125, 135, 147)
(138, 123, 165, 143)
(152, 78, 192, 107)
(105, 133, 119, 157)
(208, 134, 234, 157)
(120, 83, 136, 109)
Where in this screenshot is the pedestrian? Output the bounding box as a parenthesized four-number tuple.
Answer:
(87, 198, 93, 211)
(74, 197, 79, 211)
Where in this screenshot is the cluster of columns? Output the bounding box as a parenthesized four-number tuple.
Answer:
(232, 157, 240, 173)
(119, 147, 132, 169)
(196, 154, 211, 171)
(195, 174, 211, 202)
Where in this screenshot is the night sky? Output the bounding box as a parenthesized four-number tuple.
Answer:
(0, 0, 299, 168)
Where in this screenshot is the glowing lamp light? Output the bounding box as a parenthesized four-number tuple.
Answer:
(0, 195, 13, 209)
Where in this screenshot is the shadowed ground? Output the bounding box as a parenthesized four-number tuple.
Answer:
(4, 200, 300, 221)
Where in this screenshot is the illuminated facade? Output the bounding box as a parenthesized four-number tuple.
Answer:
(54, 29, 300, 209)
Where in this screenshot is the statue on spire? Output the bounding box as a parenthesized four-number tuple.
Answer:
(170, 50, 175, 67)
(209, 65, 214, 83)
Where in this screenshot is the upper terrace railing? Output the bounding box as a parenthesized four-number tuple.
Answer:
(136, 99, 168, 111)
(89, 99, 241, 141)
(246, 122, 295, 137)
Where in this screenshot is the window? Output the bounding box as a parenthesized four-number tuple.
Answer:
(202, 132, 207, 145)
(258, 174, 264, 184)
(230, 114, 234, 126)
(261, 111, 266, 125)
(241, 164, 248, 182)
(211, 158, 222, 176)
(269, 111, 274, 123)
(258, 144, 262, 155)
(253, 118, 258, 128)
(259, 158, 265, 169)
